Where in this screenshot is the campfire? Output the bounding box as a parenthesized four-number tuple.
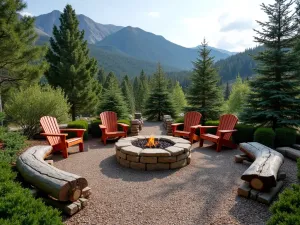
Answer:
(145, 135, 159, 148)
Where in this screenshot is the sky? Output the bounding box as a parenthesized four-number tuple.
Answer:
(21, 0, 275, 52)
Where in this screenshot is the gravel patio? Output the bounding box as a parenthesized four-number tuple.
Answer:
(50, 122, 298, 225)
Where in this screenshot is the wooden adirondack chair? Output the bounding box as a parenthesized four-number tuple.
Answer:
(99, 111, 129, 145)
(199, 114, 238, 152)
(171, 111, 202, 143)
(40, 116, 86, 158)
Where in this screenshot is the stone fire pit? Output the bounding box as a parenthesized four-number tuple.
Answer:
(115, 135, 192, 170)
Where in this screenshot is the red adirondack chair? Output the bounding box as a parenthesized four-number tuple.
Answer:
(40, 116, 86, 158)
(199, 114, 238, 152)
(171, 111, 202, 143)
(99, 111, 129, 145)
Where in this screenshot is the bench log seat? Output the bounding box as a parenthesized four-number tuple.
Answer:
(239, 142, 284, 191)
(16, 145, 88, 202)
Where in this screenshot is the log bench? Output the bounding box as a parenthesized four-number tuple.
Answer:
(239, 142, 284, 191)
(17, 145, 88, 202)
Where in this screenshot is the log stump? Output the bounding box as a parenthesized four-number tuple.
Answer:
(239, 142, 284, 191)
(17, 145, 88, 202)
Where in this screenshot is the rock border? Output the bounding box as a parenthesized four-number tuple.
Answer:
(115, 136, 191, 170)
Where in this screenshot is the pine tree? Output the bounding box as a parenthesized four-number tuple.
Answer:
(241, 0, 300, 128)
(144, 64, 176, 121)
(97, 67, 106, 84)
(103, 72, 119, 90)
(46, 4, 100, 120)
(172, 81, 187, 115)
(137, 70, 149, 113)
(186, 39, 223, 123)
(121, 75, 135, 114)
(0, 0, 47, 110)
(224, 82, 230, 100)
(133, 76, 141, 111)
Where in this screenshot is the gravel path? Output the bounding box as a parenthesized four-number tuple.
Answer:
(50, 122, 298, 225)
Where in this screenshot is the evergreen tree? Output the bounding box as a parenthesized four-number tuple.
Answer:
(121, 75, 135, 114)
(46, 4, 100, 120)
(224, 82, 230, 100)
(97, 67, 106, 84)
(144, 64, 176, 120)
(133, 76, 141, 111)
(226, 75, 250, 115)
(0, 0, 47, 110)
(186, 39, 223, 123)
(103, 72, 119, 90)
(172, 81, 187, 115)
(242, 0, 300, 128)
(137, 70, 149, 113)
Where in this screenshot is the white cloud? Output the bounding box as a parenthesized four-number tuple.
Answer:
(148, 12, 160, 18)
(20, 11, 33, 17)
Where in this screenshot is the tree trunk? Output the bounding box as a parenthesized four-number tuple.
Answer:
(239, 142, 284, 191)
(16, 145, 88, 202)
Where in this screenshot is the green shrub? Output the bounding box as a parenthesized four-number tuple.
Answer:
(0, 164, 63, 225)
(90, 119, 102, 138)
(5, 85, 70, 138)
(174, 117, 184, 123)
(254, 128, 275, 148)
(67, 120, 89, 140)
(232, 124, 256, 144)
(205, 120, 219, 134)
(267, 184, 300, 225)
(298, 158, 300, 181)
(296, 131, 300, 144)
(275, 128, 297, 147)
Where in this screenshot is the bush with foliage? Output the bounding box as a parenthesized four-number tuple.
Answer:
(117, 119, 131, 133)
(275, 128, 297, 147)
(205, 120, 219, 134)
(297, 131, 300, 144)
(232, 124, 256, 144)
(5, 85, 70, 138)
(67, 120, 89, 140)
(90, 119, 102, 138)
(298, 159, 300, 181)
(0, 128, 62, 224)
(254, 128, 275, 148)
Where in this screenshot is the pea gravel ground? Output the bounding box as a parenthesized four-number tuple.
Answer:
(49, 122, 298, 225)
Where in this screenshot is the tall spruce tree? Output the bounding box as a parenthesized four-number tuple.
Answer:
(97, 67, 106, 84)
(137, 70, 149, 113)
(46, 4, 100, 120)
(121, 75, 135, 114)
(241, 0, 300, 128)
(103, 72, 119, 90)
(186, 39, 223, 123)
(144, 64, 176, 120)
(133, 76, 141, 111)
(224, 82, 230, 100)
(172, 81, 187, 115)
(0, 0, 47, 110)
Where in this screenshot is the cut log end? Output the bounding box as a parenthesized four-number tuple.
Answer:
(69, 188, 82, 202)
(250, 178, 264, 191)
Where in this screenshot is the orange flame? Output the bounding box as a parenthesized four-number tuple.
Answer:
(145, 135, 158, 148)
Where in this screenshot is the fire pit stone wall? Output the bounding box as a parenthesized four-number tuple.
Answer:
(115, 135, 192, 170)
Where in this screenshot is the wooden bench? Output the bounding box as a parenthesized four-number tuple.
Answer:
(17, 145, 88, 202)
(239, 142, 284, 191)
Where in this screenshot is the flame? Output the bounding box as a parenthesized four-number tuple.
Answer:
(145, 135, 158, 148)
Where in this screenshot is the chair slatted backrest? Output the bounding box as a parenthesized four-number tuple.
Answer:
(100, 111, 118, 132)
(40, 116, 61, 146)
(216, 114, 238, 140)
(183, 111, 202, 132)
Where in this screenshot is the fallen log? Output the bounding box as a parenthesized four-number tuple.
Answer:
(239, 142, 284, 191)
(16, 145, 88, 202)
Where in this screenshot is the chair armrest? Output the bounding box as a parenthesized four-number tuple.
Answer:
(99, 125, 107, 129)
(41, 133, 68, 137)
(171, 123, 183, 127)
(117, 123, 129, 128)
(218, 129, 237, 133)
(60, 129, 86, 132)
(190, 125, 200, 129)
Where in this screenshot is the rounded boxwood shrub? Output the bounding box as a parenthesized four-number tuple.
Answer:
(254, 128, 275, 148)
(90, 119, 102, 138)
(232, 124, 256, 144)
(275, 128, 297, 147)
(67, 120, 89, 140)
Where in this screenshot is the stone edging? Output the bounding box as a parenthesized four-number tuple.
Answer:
(115, 136, 191, 170)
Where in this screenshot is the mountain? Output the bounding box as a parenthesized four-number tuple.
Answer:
(193, 45, 237, 56)
(96, 26, 231, 69)
(34, 10, 123, 43)
(215, 46, 264, 82)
